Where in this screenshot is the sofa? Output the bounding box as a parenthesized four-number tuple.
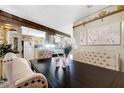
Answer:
(73, 49, 120, 71)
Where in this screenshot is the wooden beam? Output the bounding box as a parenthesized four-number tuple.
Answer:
(0, 10, 70, 37)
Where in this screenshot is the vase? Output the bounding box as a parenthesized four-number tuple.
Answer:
(55, 57, 60, 67)
(62, 54, 70, 68)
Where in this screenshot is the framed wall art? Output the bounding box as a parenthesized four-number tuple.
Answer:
(87, 22, 120, 45)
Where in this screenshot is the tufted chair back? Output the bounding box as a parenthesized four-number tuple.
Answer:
(35, 49, 52, 60)
(74, 50, 120, 71)
(3, 52, 17, 61)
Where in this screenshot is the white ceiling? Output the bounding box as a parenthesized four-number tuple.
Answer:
(0, 5, 108, 36)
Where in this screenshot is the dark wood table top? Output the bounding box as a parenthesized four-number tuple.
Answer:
(30, 59, 124, 88)
(52, 53, 63, 57)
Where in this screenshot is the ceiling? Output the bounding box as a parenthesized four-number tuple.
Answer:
(0, 5, 108, 36)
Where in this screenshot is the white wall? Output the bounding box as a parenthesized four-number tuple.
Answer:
(60, 23, 73, 37)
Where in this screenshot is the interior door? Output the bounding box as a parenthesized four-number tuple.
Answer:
(24, 41, 34, 60)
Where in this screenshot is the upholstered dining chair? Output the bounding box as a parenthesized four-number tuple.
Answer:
(35, 49, 52, 60)
(3, 52, 17, 87)
(3, 56, 48, 88)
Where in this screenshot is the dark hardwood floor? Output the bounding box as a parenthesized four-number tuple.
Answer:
(30, 58, 124, 88)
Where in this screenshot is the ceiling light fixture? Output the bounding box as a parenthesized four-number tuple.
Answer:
(87, 5, 93, 8)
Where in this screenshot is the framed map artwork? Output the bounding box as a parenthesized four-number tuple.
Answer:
(87, 23, 120, 45)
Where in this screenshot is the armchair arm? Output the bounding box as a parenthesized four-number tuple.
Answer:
(15, 73, 48, 88)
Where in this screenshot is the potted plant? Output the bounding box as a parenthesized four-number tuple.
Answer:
(60, 38, 72, 68)
(55, 37, 77, 68)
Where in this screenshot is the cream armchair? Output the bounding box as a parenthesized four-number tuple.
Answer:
(3, 53, 48, 88)
(3, 52, 31, 86)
